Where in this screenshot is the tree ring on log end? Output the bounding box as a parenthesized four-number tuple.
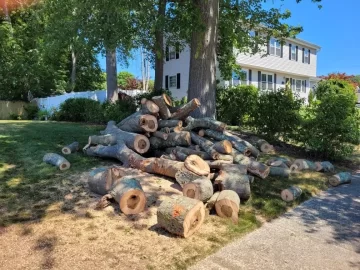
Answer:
(221, 204, 233, 218)
(183, 202, 205, 238)
(163, 94, 173, 106)
(184, 155, 210, 176)
(147, 120, 156, 130)
(134, 136, 150, 154)
(139, 117, 147, 126)
(62, 147, 70, 154)
(120, 189, 146, 215)
(215, 198, 239, 224)
(186, 188, 196, 198)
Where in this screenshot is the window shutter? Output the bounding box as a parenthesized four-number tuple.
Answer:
(296, 46, 298, 61)
(302, 48, 305, 63)
(165, 75, 169, 89)
(267, 40, 270, 54)
(177, 73, 180, 89)
(165, 46, 169, 61)
(289, 44, 292, 60)
(281, 43, 284, 58)
(274, 74, 277, 90)
(249, 69, 252, 84)
(308, 49, 311, 64)
(176, 44, 180, 59)
(258, 71, 261, 89)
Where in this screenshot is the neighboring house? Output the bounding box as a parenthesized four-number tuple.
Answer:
(163, 36, 321, 102)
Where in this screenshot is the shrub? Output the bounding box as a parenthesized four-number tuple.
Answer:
(37, 109, 51, 121)
(102, 99, 137, 122)
(57, 98, 104, 123)
(315, 79, 355, 101)
(24, 103, 39, 120)
(9, 113, 22, 120)
(252, 89, 303, 141)
(216, 85, 259, 126)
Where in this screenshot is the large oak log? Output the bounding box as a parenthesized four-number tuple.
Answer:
(183, 178, 214, 202)
(62, 141, 79, 155)
(150, 131, 191, 149)
(175, 146, 212, 160)
(231, 149, 252, 167)
(266, 157, 292, 167)
(256, 139, 274, 153)
(43, 153, 70, 170)
(315, 161, 335, 173)
(159, 126, 182, 133)
(215, 169, 251, 200)
(248, 161, 270, 179)
(224, 131, 260, 157)
(88, 167, 122, 196)
(215, 190, 240, 224)
(152, 94, 172, 119)
(281, 186, 302, 202)
(183, 116, 226, 132)
(190, 132, 221, 160)
(157, 195, 205, 238)
(158, 119, 183, 128)
(329, 172, 351, 187)
(175, 165, 204, 187)
(290, 159, 317, 172)
(269, 166, 290, 178)
(203, 129, 251, 156)
(170, 98, 201, 120)
(117, 113, 158, 133)
(184, 155, 210, 176)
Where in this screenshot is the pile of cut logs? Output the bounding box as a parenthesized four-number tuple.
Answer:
(42, 94, 353, 238)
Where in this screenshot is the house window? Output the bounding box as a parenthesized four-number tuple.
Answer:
(295, 80, 301, 92)
(304, 50, 309, 64)
(169, 48, 176, 60)
(169, 75, 176, 88)
(261, 73, 273, 90)
(270, 39, 281, 57)
(291, 46, 296, 60)
(232, 70, 248, 86)
(302, 80, 306, 92)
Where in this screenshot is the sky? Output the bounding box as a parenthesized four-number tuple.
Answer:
(97, 0, 360, 78)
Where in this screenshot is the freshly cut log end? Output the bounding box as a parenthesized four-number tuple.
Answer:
(109, 176, 146, 215)
(328, 172, 351, 187)
(142, 100, 160, 115)
(215, 190, 240, 224)
(257, 139, 273, 153)
(162, 93, 173, 107)
(223, 131, 260, 157)
(43, 153, 70, 171)
(62, 141, 79, 155)
(281, 186, 302, 202)
(198, 129, 205, 137)
(212, 140, 233, 154)
(152, 95, 172, 120)
(290, 164, 299, 172)
(134, 136, 150, 154)
(315, 161, 335, 173)
(157, 195, 205, 238)
(158, 120, 183, 128)
(170, 98, 201, 120)
(269, 166, 291, 178)
(267, 157, 292, 167)
(184, 155, 210, 176)
(248, 161, 270, 179)
(183, 178, 214, 202)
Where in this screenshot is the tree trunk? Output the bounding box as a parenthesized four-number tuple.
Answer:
(256, 139, 273, 153)
(248, 161, 270, 179)
(62, 141, 79, 155)
(215, 169, 250, 200)
(157, 195, 205, 238)
(329, 172, 352, 187)
(183, 178, 213, 202)
(158, 119, 183, 128)
(117, 112, 158, 133)
(154, 0, 166, 91)
(215, 190, 240, 224)
(269, 166, 290, 178)
(70, 44, 76, 91)
(152, 95, 172, 119)
(188, 0, 218, 118)
(281, 186, 302, 202)
(184, 155, 210, 176)
(106, 48, 118, 102)
(315, 161, 335, 173)
(43, 153, 70, 170)
(170, 98, 201, 120)
(140, 100, 159, 115)
(183, 116, 226, 132)
(150, 131, 191, 149)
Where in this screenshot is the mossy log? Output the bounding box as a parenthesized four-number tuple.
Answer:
(183, 178, 214, 202)
(281, 186, 302, 202)
(158, 119, 183, 128)
(157, 195, 205, 238)
(215, 190, 240, 224)
(43, 153, 70, 170)
(117, 113, 158, 133)
(329, 172, 352, 187)
(269, 166, 290, 178)
(290, 159, 317, 172)
(152, 131, 168, 140)
(212, 140, 233, 154)
(206, 191, 220, 209)
(99, 122, 150, 154)
(184, 155, 210, 176)
(203, 129, 251, 156)
(150, 131, 191, 149)
(174, 146, 212, 160)
(315, 161, 335, 173)
(62, 141, 79, 155)
(170, 98, 201, 120)
(256, 139, 274, 153)
(231, 149, 252, 167)
(152, 94, 172, 120)
(182, 116, 226, 132)
(215, 169, 251, 200)
(248, 161, 270, 179)
(224, 131, 259, 157)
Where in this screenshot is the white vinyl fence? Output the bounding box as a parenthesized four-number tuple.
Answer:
(35, 89, 147, 112)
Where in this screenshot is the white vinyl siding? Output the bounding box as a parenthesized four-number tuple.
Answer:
(270, 39, 281, 57)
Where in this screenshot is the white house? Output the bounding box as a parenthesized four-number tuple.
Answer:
(163, 36, 321, 102)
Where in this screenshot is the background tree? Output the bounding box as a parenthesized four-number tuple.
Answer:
(320, 72, 359, 89)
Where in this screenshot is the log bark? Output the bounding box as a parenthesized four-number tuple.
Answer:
(215, 190, 240, 224)
(256, 139, 274, 153)
(212, 140, 232, 154)
(174, 151, 188, 161)
(231, 149, 252, 167)
(157, 195, 206, 238)
(329, 172, 352, 187)
(175, 165, 203, 187)
(152, 94, 172, 120)
(152, 131, 168, 140)
(206, 191, 220, 209)
(100, 121, 150, 154)
(150, 131, 191, 149)
(281, 186, 302, 202)
(175, 146, 212, 160)
(224, 131, 259, 157)
(190, 132, 220, 160)
(106, 48, 118, 102)
(184, 155, 210, 176)
(183, 178, 214, 202)
(204, 129, 251, 156)
(159, 126, 182, 134)
(170, 98, 201, 120)
(205, 159, 233, 169)
(183, 116, 226, 132)
(117, 113, 158, 133)
(269, 166, 290, 178)
(290, 159, 317, 172)
(248, 161, 270, 179)
(315, 161, 335, 173)
(43, 153, 70, 170)
(88, 166, 124, 196)
(62, 141, 79, 155)
(158, 119, 183, 128)
(215, 170, 251, 200)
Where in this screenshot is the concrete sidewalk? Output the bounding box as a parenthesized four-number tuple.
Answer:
(191, 174, 360, 270)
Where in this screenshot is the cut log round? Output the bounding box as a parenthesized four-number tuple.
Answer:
(141, 100, 159, 115)
(212, 140, 232, 154)
(152, 131, 169, 140)
(198, 129, 205, 137)
(150, 131, 191, 149)
(43, 153, 70, 170)
(266, 157, 292, 167)
(206, 191, 220, 209)
(269, 166, 290, 178)
(248, 161, 270, 179)
(281, 186, 302, 202)
(215, 170, 250, 200)
(184, 155, 210, 176)
(158, 119, 183, 128)
(291, 159, 317, 171)
(315, 161, 335, 173)
(175, 165, 203, 187)
(256, 139, 273, 153)
(157, 195, 205, 238)
(117, 113, 158, 133)
(175, 146, 212, 160)
(224, 131, 259, 157)
(328, 172, 351, 187)
(183, 116, 226, 132)
(109, 176, 146, 215)
(152, 95, 172, 120)
(170, 98, 201, 120)
(183, 178, 214, 202)
(231, 149, 252, 167)
(215, 190, 240, 224)
(62, 141, 79, 155)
